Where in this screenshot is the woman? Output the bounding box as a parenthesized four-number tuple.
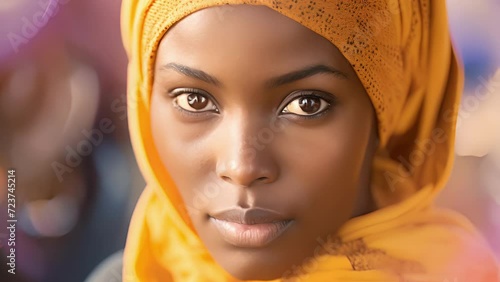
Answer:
(120, 0, 500, 281)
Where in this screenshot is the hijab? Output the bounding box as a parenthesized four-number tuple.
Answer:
(121, 0, 500, 281)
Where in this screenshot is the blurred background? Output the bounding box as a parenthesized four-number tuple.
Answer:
(0, 0, 498, 281)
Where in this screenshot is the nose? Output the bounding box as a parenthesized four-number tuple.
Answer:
(215, 116, 279, 187)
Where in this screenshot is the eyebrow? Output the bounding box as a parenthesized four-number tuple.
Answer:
(160, 63, 348, 88)
(266, 64, 348, 88)
(161, 63, 223, 87)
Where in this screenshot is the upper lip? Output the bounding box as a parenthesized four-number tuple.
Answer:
(209, 208, 290, 225)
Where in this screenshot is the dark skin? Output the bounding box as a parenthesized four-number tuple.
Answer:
(151, 5, 378, 281)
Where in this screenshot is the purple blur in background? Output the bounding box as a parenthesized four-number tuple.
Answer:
(0, 0, 498, 281)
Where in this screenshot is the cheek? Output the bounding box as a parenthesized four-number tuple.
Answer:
(150, 95, 212, 202)
(278, 119, 371, 224)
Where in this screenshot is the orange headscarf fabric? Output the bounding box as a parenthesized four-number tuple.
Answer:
(120, 0, 500, 281)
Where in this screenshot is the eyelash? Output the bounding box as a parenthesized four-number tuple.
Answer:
(170, 88, 220, 117)
(168, 88, 336, 119)
(280, 90, 335, 120)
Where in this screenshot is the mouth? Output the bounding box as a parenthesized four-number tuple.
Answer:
(209, 208, 293, 248)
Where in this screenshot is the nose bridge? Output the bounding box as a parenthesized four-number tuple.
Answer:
(215, 112, 278, 187)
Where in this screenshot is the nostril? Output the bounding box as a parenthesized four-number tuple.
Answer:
(253, 176, 271, 185)
(219, 175, 270, 186)
(256, 177, 268, 182)
(221, 176, 231, 182)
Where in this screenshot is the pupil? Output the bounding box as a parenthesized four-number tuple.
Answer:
(187, 94, 208, 110)
(299, 97, 320, 113)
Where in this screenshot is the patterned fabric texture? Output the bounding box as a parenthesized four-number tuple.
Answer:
(120, 0, 500, 281)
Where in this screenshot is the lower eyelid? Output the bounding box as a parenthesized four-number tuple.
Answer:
(288, 106, 332, 120)
(281, 96, 331, 114)
(171, 97, 219, 120)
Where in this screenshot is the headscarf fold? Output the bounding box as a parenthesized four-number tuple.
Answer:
(120, 0, 500, 281)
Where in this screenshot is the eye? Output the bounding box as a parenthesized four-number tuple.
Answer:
(281, 94, 331, 116)
(172, 89, 219, 113)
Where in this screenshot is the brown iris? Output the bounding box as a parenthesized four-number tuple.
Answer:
(298, 97, 321, 113)
(187, 93, 208, 110)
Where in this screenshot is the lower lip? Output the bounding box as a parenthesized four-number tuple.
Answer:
(209, 217, 292, 248)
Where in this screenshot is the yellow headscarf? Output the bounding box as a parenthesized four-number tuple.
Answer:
(120, 0, 500, 281)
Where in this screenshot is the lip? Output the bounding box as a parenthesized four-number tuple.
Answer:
(209, 208, 293, 248)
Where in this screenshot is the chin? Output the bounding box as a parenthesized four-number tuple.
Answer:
(216, 248, 294, 281)
(226, 266, 285, 281)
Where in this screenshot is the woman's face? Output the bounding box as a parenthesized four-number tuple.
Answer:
(151, 5, 377, 280)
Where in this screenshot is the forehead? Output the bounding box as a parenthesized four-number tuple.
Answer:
(156, 5, 352, 74)
(165, 5, 315, 41)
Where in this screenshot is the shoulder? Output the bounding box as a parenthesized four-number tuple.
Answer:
(85, 250, 123, 282)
